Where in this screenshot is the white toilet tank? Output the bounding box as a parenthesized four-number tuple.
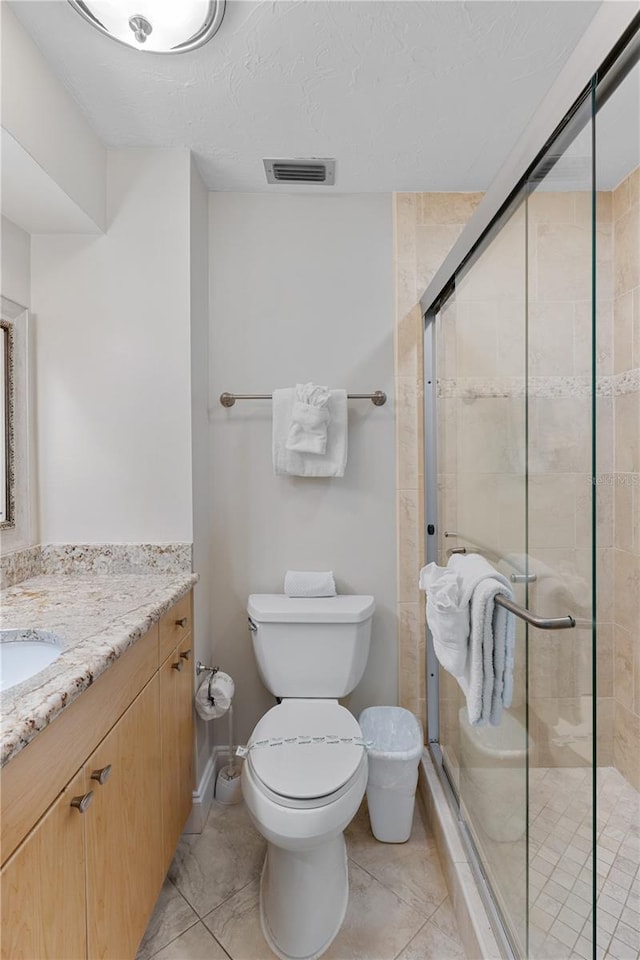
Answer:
(247, 594, 375, 698)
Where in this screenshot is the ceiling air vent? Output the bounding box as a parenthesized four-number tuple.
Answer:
(263, 159, 336, 185)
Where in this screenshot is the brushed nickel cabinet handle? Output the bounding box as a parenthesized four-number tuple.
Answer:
(172, 659, 184, 672)
(91, 764, 112, 786)
(70, 791, 94, 813)
(180, 649, 192, 661)
(175, 617, 188, 628)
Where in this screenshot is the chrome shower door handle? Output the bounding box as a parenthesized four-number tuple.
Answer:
(495, 594, 575, 630)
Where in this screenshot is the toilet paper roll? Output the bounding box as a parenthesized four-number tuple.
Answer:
(195, 671, 235, 721)
(284, 570, 337, 597)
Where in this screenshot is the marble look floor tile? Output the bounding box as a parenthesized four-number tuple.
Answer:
(169, 801, 266, 917)
(396, 918, 467, 960)
(322, 861, 429, 960)
(429, 896, 461, 943)
(150, 922, 230, 960)
(204, 863, 430, 960)
(136, 879, 199, 960)
(203, 879, 279, 960)
(345, 800, 447, 917)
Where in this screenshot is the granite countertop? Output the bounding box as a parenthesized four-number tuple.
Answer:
(0, 572, 198, 767)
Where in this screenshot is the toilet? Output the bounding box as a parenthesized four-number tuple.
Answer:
(241, 593, 375, 960)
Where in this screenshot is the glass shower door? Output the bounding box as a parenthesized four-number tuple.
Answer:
(524, 89, 597, 960)
(433, 89, 598, 958)
(435, 199, 530, 954)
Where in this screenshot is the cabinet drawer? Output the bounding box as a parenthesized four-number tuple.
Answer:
(159, 592, 192, 664)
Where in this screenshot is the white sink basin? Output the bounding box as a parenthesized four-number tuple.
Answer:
(0, 630, 64, 692)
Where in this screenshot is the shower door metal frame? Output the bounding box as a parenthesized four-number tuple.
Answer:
(420, 14, 640, 958)
(423, 307, 521, 960)
(423, 311, 439, 748)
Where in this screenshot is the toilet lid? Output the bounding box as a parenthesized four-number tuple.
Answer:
(248, 700, 364, 800)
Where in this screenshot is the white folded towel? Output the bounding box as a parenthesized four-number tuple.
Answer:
(286, 383, 331, 455)
(449, 554, 515, 726)
(419, 563, 468, 676)
(420, 554, 515, 726)
(273, 388, 348, 477)
(285, 570, 337, 597)
(194, 671, 235, 721)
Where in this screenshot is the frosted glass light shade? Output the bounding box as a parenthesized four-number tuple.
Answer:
(67, 0, 225, 53)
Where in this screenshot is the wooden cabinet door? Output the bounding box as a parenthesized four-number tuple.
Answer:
(159, 634, 194, 868)
(1, 769, 87, 960)
(158, 594, 192, 664)
(85, 676, 163, 960)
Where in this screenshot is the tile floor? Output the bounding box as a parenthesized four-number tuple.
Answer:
(528, 766, 640, 960)
(136, 794, 466, 960)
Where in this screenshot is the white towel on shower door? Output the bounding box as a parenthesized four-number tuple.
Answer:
(448, 554, 515, 726)
(419, 563, 469, 676)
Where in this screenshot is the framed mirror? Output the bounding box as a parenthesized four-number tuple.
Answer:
(0, 296, 29, 539)
(0, 317, 15, 528)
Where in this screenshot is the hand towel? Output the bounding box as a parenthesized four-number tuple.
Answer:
(286, 383, 331, 455)
(273, 388, 348, 477)
(419, 563, 468, 676)
(194, 671, 235, 721)
(285, 570, 337, 597)
(449, 554, 515, 726)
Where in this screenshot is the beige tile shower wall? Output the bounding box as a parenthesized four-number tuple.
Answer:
(393, 193, 482, 733)
(612, 166, 640, 791)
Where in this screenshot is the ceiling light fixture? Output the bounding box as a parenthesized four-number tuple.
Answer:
(67, 1, 226, 54)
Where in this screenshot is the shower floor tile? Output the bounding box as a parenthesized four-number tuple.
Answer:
(529, 766, 640, 960)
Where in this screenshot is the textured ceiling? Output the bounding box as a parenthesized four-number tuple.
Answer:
(10, 0, 604, 192)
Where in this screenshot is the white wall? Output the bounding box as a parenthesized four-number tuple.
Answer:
(1, 216, 30, 308)
(190, 159, 215, 782)
(31, 148, 193, 543)
(208, 193, 396, 745)
(1, 4, 106, 231)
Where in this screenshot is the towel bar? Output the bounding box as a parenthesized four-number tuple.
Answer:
(220, 390, 386, 407)
(495, 594, 575, 630)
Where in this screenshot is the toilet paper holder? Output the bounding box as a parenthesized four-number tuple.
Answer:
(196, 661, 220, 705)
(196, 660, 219, 677)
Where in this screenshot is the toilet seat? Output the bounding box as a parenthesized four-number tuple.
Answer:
(248, 700, 365, 807)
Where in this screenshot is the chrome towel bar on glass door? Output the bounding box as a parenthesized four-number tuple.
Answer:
(495, 594, 575, 631)
(219, 390, 387, 407)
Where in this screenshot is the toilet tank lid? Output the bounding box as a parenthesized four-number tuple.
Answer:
(248, 594, 375, 623)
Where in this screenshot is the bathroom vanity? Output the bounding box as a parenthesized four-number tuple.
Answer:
(0, 577, 196, 960)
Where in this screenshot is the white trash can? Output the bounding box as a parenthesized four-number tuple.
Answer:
(359, 706, 424, 843)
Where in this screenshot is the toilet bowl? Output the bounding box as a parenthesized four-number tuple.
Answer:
(242, 593, 375, 959)
(242, 698, 368, 960)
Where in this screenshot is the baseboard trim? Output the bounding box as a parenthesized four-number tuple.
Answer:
(184, 745, 231, 833)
